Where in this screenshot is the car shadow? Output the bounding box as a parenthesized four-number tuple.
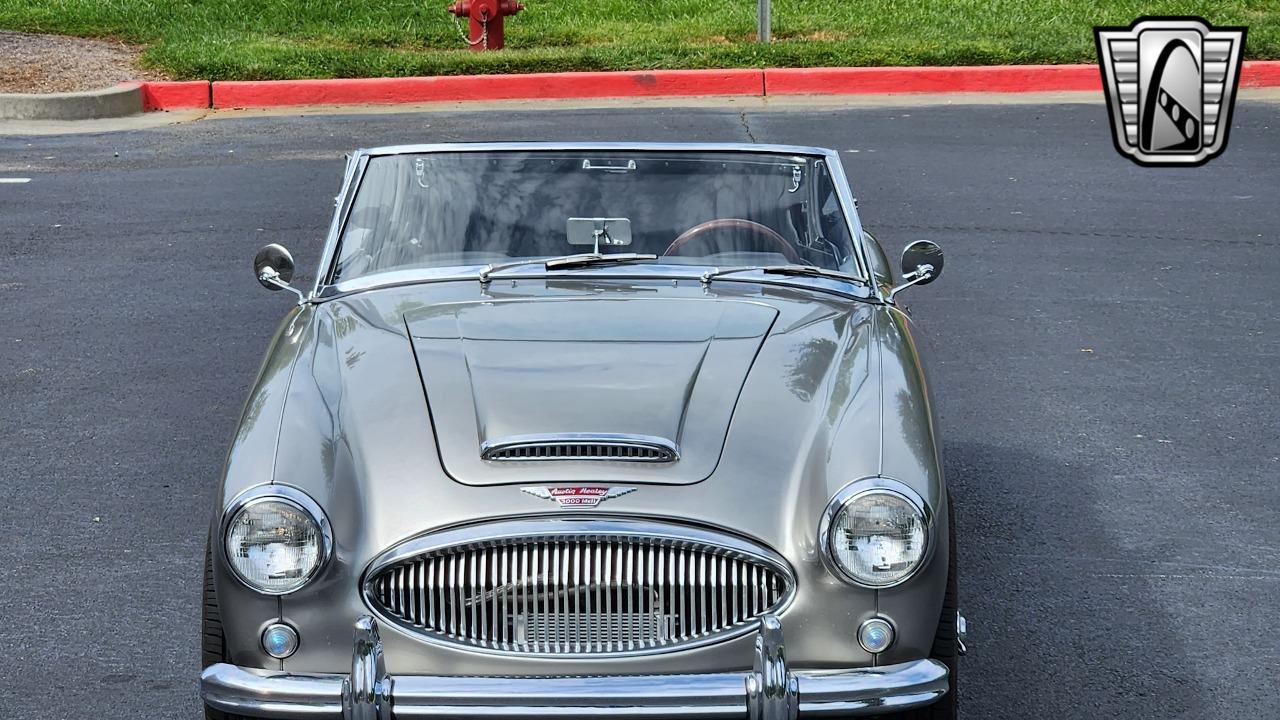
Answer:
(944, 440, 1206, 719)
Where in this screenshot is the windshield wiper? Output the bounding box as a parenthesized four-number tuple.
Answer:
(545, 252, 657, 270)
(700, 265, 863, 285)
(479, 253, 657, 285)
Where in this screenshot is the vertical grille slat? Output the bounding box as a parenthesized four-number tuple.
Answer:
(494, 549, 504, 648)
(455, 548, 465, 632)
(597, 540, 607, 653)
(644, 544, 655, 649)
(368, 528, 791, 656)
(388, 567, 398, 617)
(521, 543, 531, 646)
(660, 544, 669, 646)
(731, 559, 741, 626)
(576, 540, 586, 653)
(403, 564, 413, 625)
(475, 550, 487, 646)
(698, 551, 707, 637)
(604, 542, 614, 650)
(540, 543, 551, 653)
(624, 542, 634, 651)
(531, 543, 542, 653)
(679, 548, 689, 639)
(414, 559, 424, 627)
(552, 542, 563, 654)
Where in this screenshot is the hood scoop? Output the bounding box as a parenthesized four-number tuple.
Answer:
(480, 433, 678, 463)
(406, 296, 777, 486)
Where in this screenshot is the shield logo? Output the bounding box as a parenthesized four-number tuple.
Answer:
(1095, 17, 1246, 166)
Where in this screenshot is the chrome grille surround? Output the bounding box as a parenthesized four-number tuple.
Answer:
(480, 434, 678, 463)
(362, 518, 795, 657)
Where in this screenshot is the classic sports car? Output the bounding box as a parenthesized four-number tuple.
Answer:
(200, 142, 962, 720)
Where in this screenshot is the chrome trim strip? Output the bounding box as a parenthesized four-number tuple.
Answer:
(219, 484, 335, 596)
(820, 154, 877, 300)
(816, 477, 935, 590)
(481, 433, 679, 462)
(200, 616, 950, 720)
(314, 153, 369, 297)
(363, 141, 835, 160)
(360, 518, 796, 658)
(317, 266, 874, 304)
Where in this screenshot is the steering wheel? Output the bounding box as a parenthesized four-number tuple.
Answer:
(663, 219, 803, 264)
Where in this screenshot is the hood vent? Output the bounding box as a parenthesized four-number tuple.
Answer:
(481, 434, 678, 463)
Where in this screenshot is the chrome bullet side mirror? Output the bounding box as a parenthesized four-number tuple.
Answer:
(254, 243, 306, 304)
(889, 240, 944, 300)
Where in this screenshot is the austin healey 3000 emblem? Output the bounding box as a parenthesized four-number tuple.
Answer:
(1095, 17, 1246, 166)
(522, 486, 636, 508)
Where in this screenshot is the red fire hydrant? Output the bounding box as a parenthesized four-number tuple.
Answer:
(448, 0, 523, 51)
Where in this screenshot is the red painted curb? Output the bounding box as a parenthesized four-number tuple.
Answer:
(766, 60, 1280, 95)
(211, 69, 764, 109)
(1242, 60, 1280, 87)
(141, 81, 211, 111)
(138, 61, 1280, 112)
(765, 64, 1102, 95)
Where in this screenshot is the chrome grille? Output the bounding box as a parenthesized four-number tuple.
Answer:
(480, 434, 678, 463)
(364, 520, 792, 656)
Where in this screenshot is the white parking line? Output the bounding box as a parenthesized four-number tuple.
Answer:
(0, 178, 32, 184)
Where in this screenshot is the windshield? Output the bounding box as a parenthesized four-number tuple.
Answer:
(331, 150, 860, 284)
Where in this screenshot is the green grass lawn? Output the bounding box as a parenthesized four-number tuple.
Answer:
(1, 0, 1277, 81)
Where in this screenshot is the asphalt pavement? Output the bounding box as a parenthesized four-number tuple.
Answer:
(1, 97, 1278, 719)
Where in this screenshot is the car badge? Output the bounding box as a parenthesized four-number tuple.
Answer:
(521, 486, 636, 509)
(1095, 17, 1246, 166)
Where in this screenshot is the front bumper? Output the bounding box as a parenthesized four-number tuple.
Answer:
(201, 615, 948, 719)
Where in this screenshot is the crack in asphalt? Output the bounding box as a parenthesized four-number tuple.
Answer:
(739, 110, 757, 143)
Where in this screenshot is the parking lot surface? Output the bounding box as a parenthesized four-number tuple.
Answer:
(1, 98, 1277, 718)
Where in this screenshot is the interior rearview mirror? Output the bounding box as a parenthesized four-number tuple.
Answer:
(567, 217, 632, 253)
(889, 240, 944, 300)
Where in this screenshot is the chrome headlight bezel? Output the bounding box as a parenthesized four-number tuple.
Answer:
(818, 477, 934, 589)
(221, 484, 333, 596)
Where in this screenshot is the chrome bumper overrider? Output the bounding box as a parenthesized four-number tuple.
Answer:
(201, 615, 949, 719)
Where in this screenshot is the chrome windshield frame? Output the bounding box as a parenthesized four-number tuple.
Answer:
(312, 142, 880, 302)
(313, 263, 875, 304)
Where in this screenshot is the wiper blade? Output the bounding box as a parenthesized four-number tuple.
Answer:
(762, 265, 862, 282)
(479, 253, 657, 284)
(544, 252, 657, 270)
(701, 264, 862, 284)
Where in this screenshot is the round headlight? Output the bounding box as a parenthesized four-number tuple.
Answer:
(224, 488, 329, 595)
(822, 480, 929, 588)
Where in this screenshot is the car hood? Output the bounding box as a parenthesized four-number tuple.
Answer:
(259, 278, 901, 508)
(406, 296, 777, 485)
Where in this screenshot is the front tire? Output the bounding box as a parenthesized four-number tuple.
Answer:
(202, 541, 247, 720)
(889, 490, 959, 719)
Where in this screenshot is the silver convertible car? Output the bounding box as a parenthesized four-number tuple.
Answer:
(201, 142, 962, 720)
